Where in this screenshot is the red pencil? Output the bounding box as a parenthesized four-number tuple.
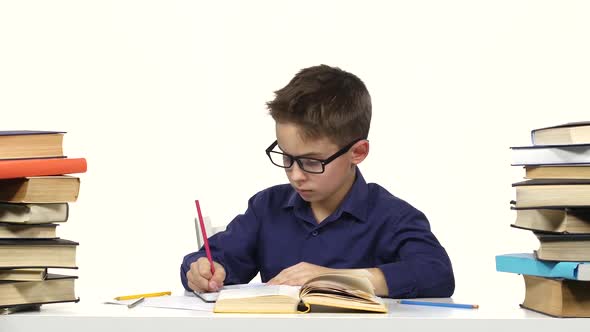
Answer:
(195, 200, 215, 274)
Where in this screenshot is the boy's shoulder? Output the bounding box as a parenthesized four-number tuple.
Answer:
(363, 183, 432, 231)
(366, 181, 423, 219)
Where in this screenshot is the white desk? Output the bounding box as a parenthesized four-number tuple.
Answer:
(1, 297, 587, 332)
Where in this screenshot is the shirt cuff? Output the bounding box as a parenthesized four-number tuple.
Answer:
(377, 261, 419, 298)
(377, 257, 455, 298)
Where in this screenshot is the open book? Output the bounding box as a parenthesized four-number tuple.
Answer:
(213, 273, 387, 313)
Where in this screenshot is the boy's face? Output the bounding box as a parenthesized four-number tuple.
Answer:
(274, 122, 361, 204)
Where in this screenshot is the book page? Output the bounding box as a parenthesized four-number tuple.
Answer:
(217, 284, 300, 300)
(578, 263, 590, 280)
(299, 273, 386, 310)
(193, 282, 266, 302)
(302, 273, 375, 294)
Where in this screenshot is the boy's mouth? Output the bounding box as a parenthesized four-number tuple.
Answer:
(296, 188, 313, 196)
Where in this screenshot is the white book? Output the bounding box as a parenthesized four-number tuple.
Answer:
(0, 203, 68, 224)
(511, 144, 590, 166)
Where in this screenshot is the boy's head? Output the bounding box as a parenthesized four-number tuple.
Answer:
(267, 64, 371, 146)
(266, 65, 372, 207)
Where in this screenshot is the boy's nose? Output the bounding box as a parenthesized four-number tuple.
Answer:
(288, 161, 307, 182)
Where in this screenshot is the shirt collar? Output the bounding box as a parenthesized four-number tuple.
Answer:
(282, 167, 369, 223)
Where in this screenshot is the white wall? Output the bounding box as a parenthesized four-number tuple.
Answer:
(1, 1, 590, 304)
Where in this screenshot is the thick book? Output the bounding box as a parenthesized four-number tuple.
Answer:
(0, 239, 78, 268)
(535, 233, 590, 262)
(0, 131, 65, 160)
(0, 158, 87, 180)
(213, 274, 387, 314)
(0, 176, 80, 203)
(531, 121, 590, 146)
(0, 203, 68, 224)
(496, 253, 590, 280)
(511, 206, 590, 233)
(525, 165, 590, 179)
(0, 274, 77, 308)
(0, 222, 58, 239)
(0, 268, 46, 282)
(512, 179, 590, 208)
(511, 144, 590, 166)
(520, 275, 590, 318)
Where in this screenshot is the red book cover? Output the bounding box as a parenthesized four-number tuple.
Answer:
(0, 158, 87, 180)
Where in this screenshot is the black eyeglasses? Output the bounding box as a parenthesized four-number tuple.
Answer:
(265, 138, 365, 174)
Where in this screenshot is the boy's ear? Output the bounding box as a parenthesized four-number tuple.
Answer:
(350, 140, 369, 165)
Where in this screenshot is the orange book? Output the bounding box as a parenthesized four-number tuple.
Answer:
(0, 158, 87, 180)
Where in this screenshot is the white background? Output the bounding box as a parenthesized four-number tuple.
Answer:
(1, 1, 589, 305)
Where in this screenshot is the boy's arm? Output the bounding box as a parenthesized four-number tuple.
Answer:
(374, 207, 455, 298)
(180, 195, 262, 291)
(267, 207, 452, 298)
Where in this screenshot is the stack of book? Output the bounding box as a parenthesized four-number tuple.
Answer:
(496, 122, 590, 317)
(0, 131, 86, 311)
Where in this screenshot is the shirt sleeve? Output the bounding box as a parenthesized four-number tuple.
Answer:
(180, 194, 262, 291)
(375, 206, 455, 298)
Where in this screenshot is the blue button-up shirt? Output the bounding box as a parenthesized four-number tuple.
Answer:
(181, 169, 454, 298)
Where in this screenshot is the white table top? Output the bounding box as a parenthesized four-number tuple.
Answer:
(1, 295, 587, 332)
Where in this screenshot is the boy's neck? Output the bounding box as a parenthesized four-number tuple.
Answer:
(311, 168, 357, 224)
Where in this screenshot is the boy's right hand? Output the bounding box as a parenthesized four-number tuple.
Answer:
(187, 257, 226, 292)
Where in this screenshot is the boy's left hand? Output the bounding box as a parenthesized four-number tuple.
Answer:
(267, 262, 334, 286)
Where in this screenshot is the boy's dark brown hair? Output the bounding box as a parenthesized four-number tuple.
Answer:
(267, 64, 372, 147)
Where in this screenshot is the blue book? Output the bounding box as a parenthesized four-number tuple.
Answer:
(495, 253, 590, 280)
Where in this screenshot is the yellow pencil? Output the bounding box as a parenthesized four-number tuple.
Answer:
(114, 291, 171, 301)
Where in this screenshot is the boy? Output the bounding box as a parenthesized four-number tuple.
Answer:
(181, 65, 454, 298)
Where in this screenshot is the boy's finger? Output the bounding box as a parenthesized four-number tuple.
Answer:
(197, 258, 213, 279)
(212, 265, 226, 281)
(188, 263, 208, 284)
(187, 270, 210, 292)
(210, 268, 225, 291)
(209, 280, 220, 291)
(268, 270, 286, 285)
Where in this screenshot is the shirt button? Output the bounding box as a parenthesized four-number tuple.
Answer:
(311, 231, 319, 237)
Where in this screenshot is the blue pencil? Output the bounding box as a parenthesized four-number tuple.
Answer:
(398, 300, 479, 309)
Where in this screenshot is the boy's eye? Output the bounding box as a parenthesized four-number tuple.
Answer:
(300, 158, 322, 170)
(281, 155, 293, 166)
